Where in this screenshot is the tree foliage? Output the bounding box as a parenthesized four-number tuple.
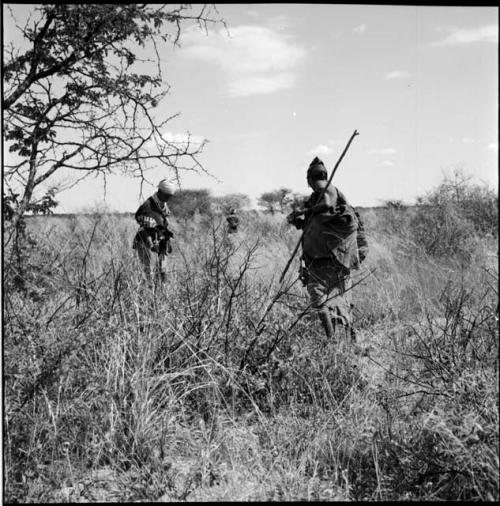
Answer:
(287, 191, 310, 212)
(4, 188, 58, 219)
(212, 193, 251, 214)
(410, 169, 498, 258)
(257, 187, 293, 214)
(168, 188, 214, 219)
(384, 199, 405, 209)
(3, 3, 222, 228)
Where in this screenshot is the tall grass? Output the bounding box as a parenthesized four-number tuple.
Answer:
(3, 195, 498, 502)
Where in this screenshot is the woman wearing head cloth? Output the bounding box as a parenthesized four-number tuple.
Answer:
(133, 180, 175, 283)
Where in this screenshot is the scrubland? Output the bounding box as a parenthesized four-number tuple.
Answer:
(3, 181, 499, 502)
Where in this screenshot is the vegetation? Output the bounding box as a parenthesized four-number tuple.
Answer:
(257, 187, 294, 214)
(168, 188, 214, 219)
(213, 193, 252, 214)
(411, 170, 498, 259)
(3, 175, 498, 502)
(167, 188, 252, 221)
(3, 3, 223, 229)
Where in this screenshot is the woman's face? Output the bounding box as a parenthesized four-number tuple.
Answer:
(157, 191, 172, 203)
(307, 175, 326, 192)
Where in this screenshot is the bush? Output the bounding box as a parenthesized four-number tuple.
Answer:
(377, 275, 499, 500)
(410, 170, 498, 259)
(3, 173, 498, 502)
(168, 189, 214, 219)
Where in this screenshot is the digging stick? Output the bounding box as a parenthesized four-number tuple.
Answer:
(278, 129, 359, 284)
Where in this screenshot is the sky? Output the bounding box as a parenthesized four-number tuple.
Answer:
(3, 4, 498, 212)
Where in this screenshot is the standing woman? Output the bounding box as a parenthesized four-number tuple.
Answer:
(133, 180, 175, 283)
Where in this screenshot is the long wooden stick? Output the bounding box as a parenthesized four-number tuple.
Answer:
(278, 129, 359, 284)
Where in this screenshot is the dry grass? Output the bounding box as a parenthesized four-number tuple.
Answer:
(3, 203, 498, 502)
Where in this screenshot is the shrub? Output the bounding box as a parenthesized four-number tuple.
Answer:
(376, 273, 499, 500)
(168, 189, 214, 219)
(3, 175, 498, 502)
(410, 170, 498, 259)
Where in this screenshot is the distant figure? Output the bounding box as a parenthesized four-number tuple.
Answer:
(133, 180, 175, 283)
(3, 201, 14, 221)
(226, 208, 239, 234)
(287, 157, 360, 343)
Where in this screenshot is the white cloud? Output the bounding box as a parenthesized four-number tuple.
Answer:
(367, 148, 397, 155)
(143, 130, 205, 154)
(378, 160, 395, 167)
(385, 70, 412, 80)
(431, 24, 498, 46)
(352, 24, 367, 36)
(160, 131, 205, 148)
(488, 142, 498, 151)
(462, 137, 475, 144)
(309, 144, 333, 155)
(228, 74, 296, 97)
(179, 25, 306, 96)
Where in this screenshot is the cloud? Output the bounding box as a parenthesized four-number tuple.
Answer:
(431, 24, 498, 46)
(160, 131, 205, 148)
(488, 142, 498, 151)
(352, 24, 367, 36)
(385, 70, 412, 80)
(228, 74, 296, 96)
(143, 130, 205, 154)
(179, 25, 307, 96)
(308, 138, 341, 155)
(462, 137, 475, 144)
(378, 160, 395, 167)
(309, 144, 333, 155)
(367, 148, 397, 155)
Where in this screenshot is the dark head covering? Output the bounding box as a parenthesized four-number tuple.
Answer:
(307, 157, 327, 175)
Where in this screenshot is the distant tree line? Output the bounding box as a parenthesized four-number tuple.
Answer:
(256, 187, 309, 215)
(167, 187, 309, 219)
(168, 190, 252, 219)
(3, 185, 309, 220)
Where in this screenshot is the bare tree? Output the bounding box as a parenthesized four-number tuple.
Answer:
(3, 3, 224, 228)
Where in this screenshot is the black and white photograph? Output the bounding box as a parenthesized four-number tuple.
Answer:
(2, 3, 498, 502)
